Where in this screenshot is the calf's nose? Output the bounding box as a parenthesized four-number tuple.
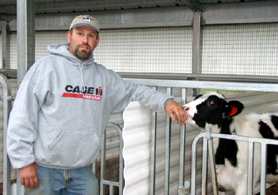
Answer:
(183, 105, 189, 111)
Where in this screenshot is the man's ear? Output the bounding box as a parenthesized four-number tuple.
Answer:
(225, 100, 244, 117)
(67, 30, 72, 43)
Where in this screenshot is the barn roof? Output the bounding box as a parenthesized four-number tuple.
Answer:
(0, 0, 271, 17)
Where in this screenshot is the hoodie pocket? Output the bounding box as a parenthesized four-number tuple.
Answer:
(46, 129, 100, 167)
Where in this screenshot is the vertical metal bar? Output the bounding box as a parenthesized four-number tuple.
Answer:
(178, 88, 187, 195)
(191, 134, 203, 195)
(109, 185, 114, 195)
(17, 0, 35, 191)
(1, 74, 12, 195)
(247, 142, 254, 195)
(1, 21, 10, 69)
(260, 143, 267, 195)
(150, 87, 157, 195)
(92, 159, 97, 175)
(192, 11, 202, 75)
(201, 136, 208, 195)
(206, 128, 218, 195)
(192, 11, 202, 96)
(17, 0, 35, 86)
(100, 130, 107, 195)
(165, 87, 172, 195)
(118, 124, 124, 195)
(106, 123, 123, 195)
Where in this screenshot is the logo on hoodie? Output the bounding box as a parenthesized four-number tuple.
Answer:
(62, 85, 102, 101)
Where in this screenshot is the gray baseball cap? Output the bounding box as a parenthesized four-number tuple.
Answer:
(69, 15, 99, 33)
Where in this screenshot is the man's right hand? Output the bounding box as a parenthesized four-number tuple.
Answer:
(19, 163, 39, 188)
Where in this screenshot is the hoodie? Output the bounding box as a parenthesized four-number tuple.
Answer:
(7, 43, 173, 169)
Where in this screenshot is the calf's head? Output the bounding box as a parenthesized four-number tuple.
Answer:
(183, 92, 244, 129)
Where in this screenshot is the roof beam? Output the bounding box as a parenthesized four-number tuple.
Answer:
(182, 0, 202, 11)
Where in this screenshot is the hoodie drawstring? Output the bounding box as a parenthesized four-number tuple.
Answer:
(79, 63, 85, 93)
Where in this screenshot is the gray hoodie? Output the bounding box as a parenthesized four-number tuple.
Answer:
(7, 43, 173, 169)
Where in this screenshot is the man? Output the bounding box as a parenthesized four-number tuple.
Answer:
(7, 15, 187, 194)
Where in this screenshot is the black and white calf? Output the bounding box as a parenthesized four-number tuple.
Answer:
(183, 92, 278, 195)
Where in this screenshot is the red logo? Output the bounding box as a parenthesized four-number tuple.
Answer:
(62, 93, 102, 101)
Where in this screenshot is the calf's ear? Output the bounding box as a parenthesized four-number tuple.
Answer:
(225, 100, 244, 117)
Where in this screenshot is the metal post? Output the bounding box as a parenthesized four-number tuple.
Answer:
(178, 88, 187, 195)
(100, 130, 107, 195)
(165, 87, 172, 195)
(1, 74, 12, 195)
(150, 87, 158, 195)
(206, 127, 218, 195)
(192, 11, 202, 75)
(247, 142, 254, 195)
(1, 21, 10, 69)
(191, 133, 204, 195)
(192, 11, 202, 96)
(17, 0, 35, 86)
(17, 1, 35, 193)
(260, 143, 267, 195)
(201, 136, 208, 195)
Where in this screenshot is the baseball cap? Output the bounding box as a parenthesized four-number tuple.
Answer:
(69, 15, 100, 33)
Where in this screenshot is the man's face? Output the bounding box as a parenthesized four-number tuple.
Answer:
(67, 26, 100, 62)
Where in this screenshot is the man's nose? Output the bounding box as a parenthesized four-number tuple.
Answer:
(82, 36, 88, 44)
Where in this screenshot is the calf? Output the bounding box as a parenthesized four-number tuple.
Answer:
(183, 92, 278, 195)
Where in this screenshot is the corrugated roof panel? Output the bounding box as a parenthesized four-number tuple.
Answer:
(0, 0, 272, 15)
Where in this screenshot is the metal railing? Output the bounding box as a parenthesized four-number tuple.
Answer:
(124, 77, 278, 195)
(100, 123, 124, 195)
(1, 75, 278, 194)
(191, 127, 278, 195)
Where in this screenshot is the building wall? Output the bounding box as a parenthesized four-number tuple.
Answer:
(202, 23, 278, 75)
(6, 22, 278, 76)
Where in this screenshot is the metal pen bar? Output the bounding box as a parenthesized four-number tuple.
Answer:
(0, 74, 12, 195)
(106, 123, 123, 195)
(100, 129, 107, 195)
(260, 143, 267, 195)
(165, 87, 172, 195)
(109, 185, 114, 195)
(124, 78, 278, 93)
(247, 142, 254, 195)
(206, 128, 218, 195)
(191, 131, 278, 195)
(102, 180, 120, 186)
(191, 133, 205, 195)
(202, 137, 208, 195)
(178, 88, 186, 195)
(209, 133, 278, 145)
(118, 124, 124, 195)
(150, 87, 157, 195)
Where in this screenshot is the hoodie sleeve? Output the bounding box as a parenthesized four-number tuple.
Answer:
(107, 70, 174, 113)
(7, 64, 46, 169)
